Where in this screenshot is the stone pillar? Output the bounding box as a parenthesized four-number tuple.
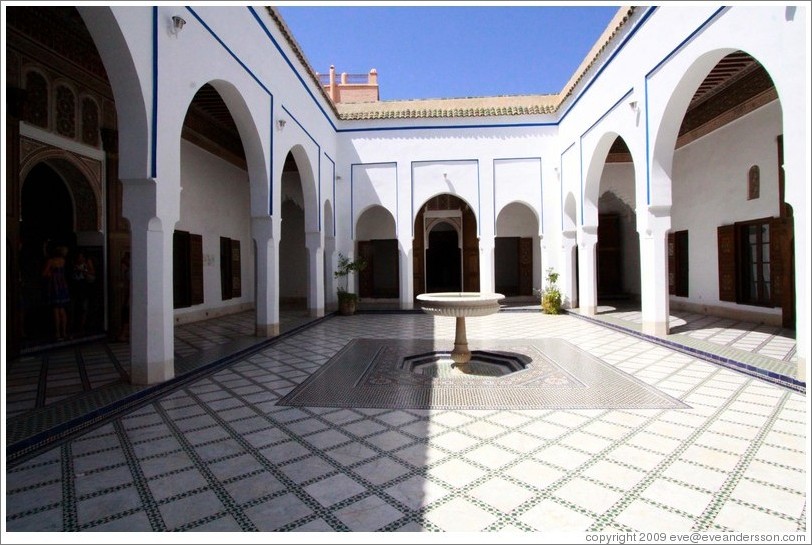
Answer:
(305, 231, 324, 317)
(538, 234, 549, 293)
(560, 230, 578, 309)
(639, 206, 671, 336)
(478, 236, 496, 293)
(399, 238, 414, 309)
(122, 179, 174, 384)
(577, 226, 599, 315)
(324, 235, 336, 311)
(329, 65, 337, 103)
(252, 216, 279, 336)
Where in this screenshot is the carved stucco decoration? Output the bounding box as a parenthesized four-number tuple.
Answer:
(20, 135, 103, 232)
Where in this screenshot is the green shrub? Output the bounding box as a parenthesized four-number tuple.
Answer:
(535, 267, 562, 314)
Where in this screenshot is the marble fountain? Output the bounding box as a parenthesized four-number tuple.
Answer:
(416, 292, 505, 373)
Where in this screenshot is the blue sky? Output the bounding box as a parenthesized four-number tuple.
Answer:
(277, 4, 621, 101)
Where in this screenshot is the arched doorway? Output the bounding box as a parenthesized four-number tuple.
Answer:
(426, 222, 461, 292)
(279, 152, 308, 311)
(597, 137, 639, 303)
(413, 194, 479, 296)
(356, 205, 399, 299)
(495, 202, 538, 296)
(20, 162, 104, 346)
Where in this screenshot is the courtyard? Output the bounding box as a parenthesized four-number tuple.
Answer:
(4, 308, 806, 536)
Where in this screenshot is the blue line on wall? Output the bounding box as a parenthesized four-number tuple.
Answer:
(151, 7, 158, 179)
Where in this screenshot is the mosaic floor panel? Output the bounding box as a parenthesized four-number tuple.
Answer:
(278, 338, 689, 410)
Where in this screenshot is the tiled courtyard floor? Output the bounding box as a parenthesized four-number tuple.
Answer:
(3, 310, 808, 537)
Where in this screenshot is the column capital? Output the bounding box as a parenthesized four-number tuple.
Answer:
(305, 230, 323, 250)
(251, 215, 278, 240)
(638, 205, 672, 236)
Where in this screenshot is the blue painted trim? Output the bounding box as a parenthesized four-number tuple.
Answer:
(318, 153, 322, 232)
(539, 157, 544, 235)
(578, 89, 634, 226)
(643, 6, 727, 206)
(246, 6, 655, 137)
(492, 157, 543, 231)
(645, 78, 651, 206)
(395, 164, 399, 237)
(476, 162, 481, 237)
(579, 143, 584, 227)
(151, 7, 158, 179)
(281, 105, 319, 149)
(338, 121, 557, 134)
(349, 161, 398, 240)
(567, 310, 804, 394)
(644, 7, 727, 79)
(409, 159, 480, 238)
(248, 6, 338, 131)
(184, 7, 277, 217)
(557, 7, 658, 124)
(281, 104, 323, 230)
(559, 142, 576, 231)
(188, 7, 271, 95)
(324, 152, 336, 235)
(269, 97, 274, 215)
(582, 89, 634, 140)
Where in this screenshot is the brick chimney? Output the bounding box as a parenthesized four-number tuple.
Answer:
(321, 67, 379, 104)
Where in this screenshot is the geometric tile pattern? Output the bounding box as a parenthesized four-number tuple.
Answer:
(5, 312, 807, 534)
(278, 338, 688, 410)
(569, 307, 803, 392)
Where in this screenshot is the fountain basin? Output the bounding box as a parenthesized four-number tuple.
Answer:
(416, 292, 504, 317)
(416, 292, 505, 367)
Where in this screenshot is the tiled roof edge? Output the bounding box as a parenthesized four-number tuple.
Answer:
(265, 6, 340, 118)
(556, 6, 637, 109)
(267, 5, 638, 121)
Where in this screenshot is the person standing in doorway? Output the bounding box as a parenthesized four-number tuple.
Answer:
(42, 245, 70, 341)
(71, 251, 95, 336)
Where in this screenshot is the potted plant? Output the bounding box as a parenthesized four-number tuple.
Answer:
(534, 267, 563, 315)
(334, 252, 367, 316)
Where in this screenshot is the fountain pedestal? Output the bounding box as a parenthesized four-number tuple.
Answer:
(416, 292, 505, 370)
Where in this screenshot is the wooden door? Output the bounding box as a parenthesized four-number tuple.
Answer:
(597, 214, 622, 296)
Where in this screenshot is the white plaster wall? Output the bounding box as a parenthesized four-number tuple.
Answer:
(356, 206, 396, 240)
(496, 202, 538, 237)
(496, 202, 542, 291)
(351, 164, 398, 239)
(176, 140, 254, 318)
(494, 159, 543, 232)
(672, 101, 782, 318)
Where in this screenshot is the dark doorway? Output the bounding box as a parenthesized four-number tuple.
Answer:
(358, 239, 400, 298)
(20, 163, 75, 344)
(495, 237, 533, 296)
(495, 237, 519, 295)
(426, 224, 461, 292)
(597, 213, 623, 297)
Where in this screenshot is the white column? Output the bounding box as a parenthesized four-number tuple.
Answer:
(560, 230, 578, 309)
(538, 234, 548, 293)
(305, 231, 324, 317)
(479, 236, 495, 293)
(578, 226, 598, 315)
(324, 235, 336, 311)
(252, 216, 279, 337)
(639, 206, 671, 336)
(398, 238, 414, 309)
(122, 179, 174, 385)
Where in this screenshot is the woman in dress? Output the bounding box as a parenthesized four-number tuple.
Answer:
(42, 245, 70, 341)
